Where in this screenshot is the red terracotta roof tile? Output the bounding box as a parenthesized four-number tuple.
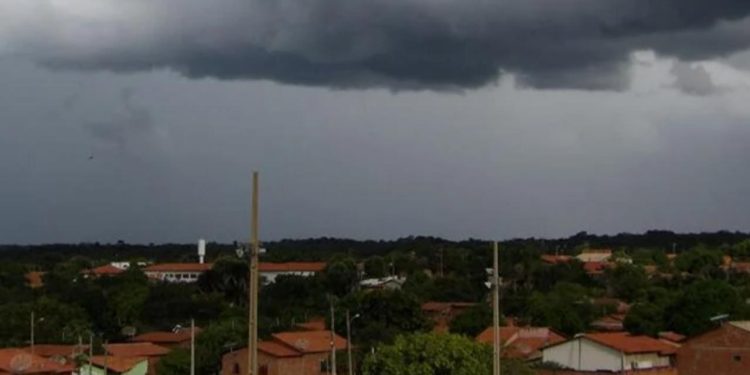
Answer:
(144, 263, 213, 272)
(105, 343, 170, 358)
(22, 344, 86, 358)
(271, 331, 347, 354)
(131, 328, 201, 344)
(0, 349, 69, 374)
(296, 318, 326, 331)
(90, 355, 147, 373)
(421, 302, 476, 312)
(24, 272, 45, 288)
(87, 264, 125, 276)
(584, 332, 677, 355)
(540, 255, 573, 264)
(258, 341, 302, 357)
(259, 262, 327, 272)
(476, 326, 566, 359)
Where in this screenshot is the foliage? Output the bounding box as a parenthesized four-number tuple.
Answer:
(155, 348, 191, 375)
(449, 303, 496, 337)
(342, 290, 431, 348)
(361, 333, 492, 375)
(364, 256, 389, 278)
(0, 297, 91, 346)
(324, 256, 359, 297)
(667, 280, 748, 336)
(527, 282, 597, 336)
(605, 264, 649, 301)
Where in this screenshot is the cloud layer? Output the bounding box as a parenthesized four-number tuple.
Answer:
(2, 0, 750, 90)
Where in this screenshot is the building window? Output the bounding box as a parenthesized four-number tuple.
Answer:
(260, 365, 269, 375)
(233, 363, 240, 374)
(734, 355, 742, 362)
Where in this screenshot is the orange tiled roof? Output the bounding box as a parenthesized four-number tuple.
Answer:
(296, 318, 326, 331)
(23, 344, 86, 358)
(0, 349, 69, 374)
(421, 302, 476, 312)
(88, 264, 125, 276)
(258, 341, 303, 357)
(658, 331, 686, 343)
(105, 343, 170, 358)
(272, 330, 347, 354)
(144, 263, 213, 273)
(90, 355, 146, 373)
(259, 262, 327, 272)
(476, 326, 566, 359)
(584, 332, 677, 355)
(583, 261, 608, 274)
(540, 255, 572, 264)
(582, 249, 613, 254)
(24, 272, 45, 288)
(131, 328, 201, 344)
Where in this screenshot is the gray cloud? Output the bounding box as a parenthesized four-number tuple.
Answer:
(2, 0, 750, 90)
(83, 88, 154, 148)
(671, 62, 718, 96)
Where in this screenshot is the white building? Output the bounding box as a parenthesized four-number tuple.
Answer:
(576, 249, 613, 263)
(143, 263, 213, 283)
(259, 262, 327, 284)
(359, 276, 406, 290)
(541, 332, 676, 372)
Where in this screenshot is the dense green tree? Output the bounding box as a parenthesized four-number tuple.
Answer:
(624, 302, 665, 336)
(198, 257, 248, 306)
(343, 290, 431, 348)
(362, 333, 533, 375)
(527, 282, 597, 335)
(0, 297, 91, 346)
(449, 303, 502, 337)
(324, 256, 358, 297)
(362, 333, 491, 375)
(606, 264, 649, 301)
(667, 280, 748, 336)
(364, 256, 388, 278)
(675, 247, 723, 278)
(155, 348, 191, 375)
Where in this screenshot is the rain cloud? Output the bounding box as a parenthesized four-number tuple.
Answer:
(2, 1, 750, 90)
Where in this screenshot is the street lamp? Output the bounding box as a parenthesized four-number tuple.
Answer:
(346, 310, 360, 375)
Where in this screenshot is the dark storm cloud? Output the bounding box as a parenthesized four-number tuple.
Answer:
(82, 88, 154, 147)
(3, 0, 750, 90)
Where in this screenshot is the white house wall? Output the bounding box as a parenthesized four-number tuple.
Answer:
(542, 338, 624, 372)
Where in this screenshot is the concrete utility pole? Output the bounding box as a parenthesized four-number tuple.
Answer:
(30, 311, 34, 356)
(492, 241, 501, 375)
(247, 171, 260, 375)
(346, 310, 359, 375)
(330, 299, 337, 375)
(190, 318, 196, 375)
(88, 333, 93, 375)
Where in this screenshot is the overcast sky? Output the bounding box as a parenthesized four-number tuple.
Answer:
(1, 1, 750, 244)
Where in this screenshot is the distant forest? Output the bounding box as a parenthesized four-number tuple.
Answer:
(2, 230, 749, 265)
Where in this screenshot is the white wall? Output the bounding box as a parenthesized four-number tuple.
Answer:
(542, 338, 624, 372)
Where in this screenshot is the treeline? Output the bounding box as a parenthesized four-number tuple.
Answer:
(3, 230, 750, 264)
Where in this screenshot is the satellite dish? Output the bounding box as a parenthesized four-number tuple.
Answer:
(235, 246, 247, 258)
(10, 353, 33, 373)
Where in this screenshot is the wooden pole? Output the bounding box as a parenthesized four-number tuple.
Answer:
(493, 241, 501, 375)
(248, 172, 260, 375)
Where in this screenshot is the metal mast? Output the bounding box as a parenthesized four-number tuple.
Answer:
(493, 241, 501, 375)
(248, 171, 260, 375)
